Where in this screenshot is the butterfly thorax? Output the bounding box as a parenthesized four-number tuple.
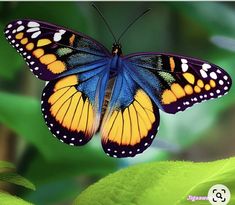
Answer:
(112, 43, 122, 56)
(110, 43, 122, 74)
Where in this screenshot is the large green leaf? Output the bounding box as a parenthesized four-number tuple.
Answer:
(0, 192, 33, 205)
(74, 157, 235, 205)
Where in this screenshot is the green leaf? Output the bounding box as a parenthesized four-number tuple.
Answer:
(0, 172, 35, 190)
(74, 157, 235, 205)
(0, 192, 33, 205)
(0, 160, 15, 169)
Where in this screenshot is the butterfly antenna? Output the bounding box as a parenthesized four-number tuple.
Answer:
(92, 4, 117, 43)
(117, 8, 151, 43)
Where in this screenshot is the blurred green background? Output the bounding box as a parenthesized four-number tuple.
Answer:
(0, 1, 235, 205)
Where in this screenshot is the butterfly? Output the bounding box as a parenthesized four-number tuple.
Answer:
(4, 18, 232, 158)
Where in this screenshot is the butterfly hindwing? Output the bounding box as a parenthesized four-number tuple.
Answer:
(4, 19, 110, 80)
(100, 68, 160, 158)
(124, 53, 232, 114)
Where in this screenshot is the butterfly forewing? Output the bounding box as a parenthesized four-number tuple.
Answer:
(124, 53, 232, 114)
(4, 20, 110, 80)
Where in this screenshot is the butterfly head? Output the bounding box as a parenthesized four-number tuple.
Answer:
(112, 43, 122, 56)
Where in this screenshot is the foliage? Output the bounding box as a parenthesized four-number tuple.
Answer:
(0, 160, 35, 204)
(0, 193, 33, 205)
(74, 157, 235, 205)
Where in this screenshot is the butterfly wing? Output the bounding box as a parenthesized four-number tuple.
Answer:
(4, 19, 110, 80)
(5, 19, 111, 145)
(41, 61, 110, 145)
(100, 64, 160, 158)
(123, 53, 232, 114)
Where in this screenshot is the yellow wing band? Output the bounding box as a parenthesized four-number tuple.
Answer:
(101, 89, 156, 146)
(47, 76, 95, 136)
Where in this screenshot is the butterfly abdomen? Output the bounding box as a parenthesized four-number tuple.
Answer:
(101, 77, 115, 121)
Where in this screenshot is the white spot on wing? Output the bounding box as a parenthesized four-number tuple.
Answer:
(53, 33, 62, 42)
(210, 72, 217, 79)
(219, 80, 224, 85)
(31, 31, 41, 38)
(223, 75, 228, 80)
(17, 25, 24, 32)
(181, 59, 188, 64)
(200, 69, 208, 78)
(28, 21, 40, 27)
(182, 63, 188, 72)
(202, 63, 211, 71)
(27, 27, 40, 33)
(59, 29, 66, 34)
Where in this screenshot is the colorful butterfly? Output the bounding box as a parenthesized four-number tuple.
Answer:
(4, 18, 232, 158)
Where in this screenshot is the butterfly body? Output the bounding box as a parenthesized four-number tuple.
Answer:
(4, 19, 232, 158)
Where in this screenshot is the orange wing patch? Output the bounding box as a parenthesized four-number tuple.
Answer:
(161, 74, 218, 105)
(101, 89, 159, 158)
(14, 30, 68, 75)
